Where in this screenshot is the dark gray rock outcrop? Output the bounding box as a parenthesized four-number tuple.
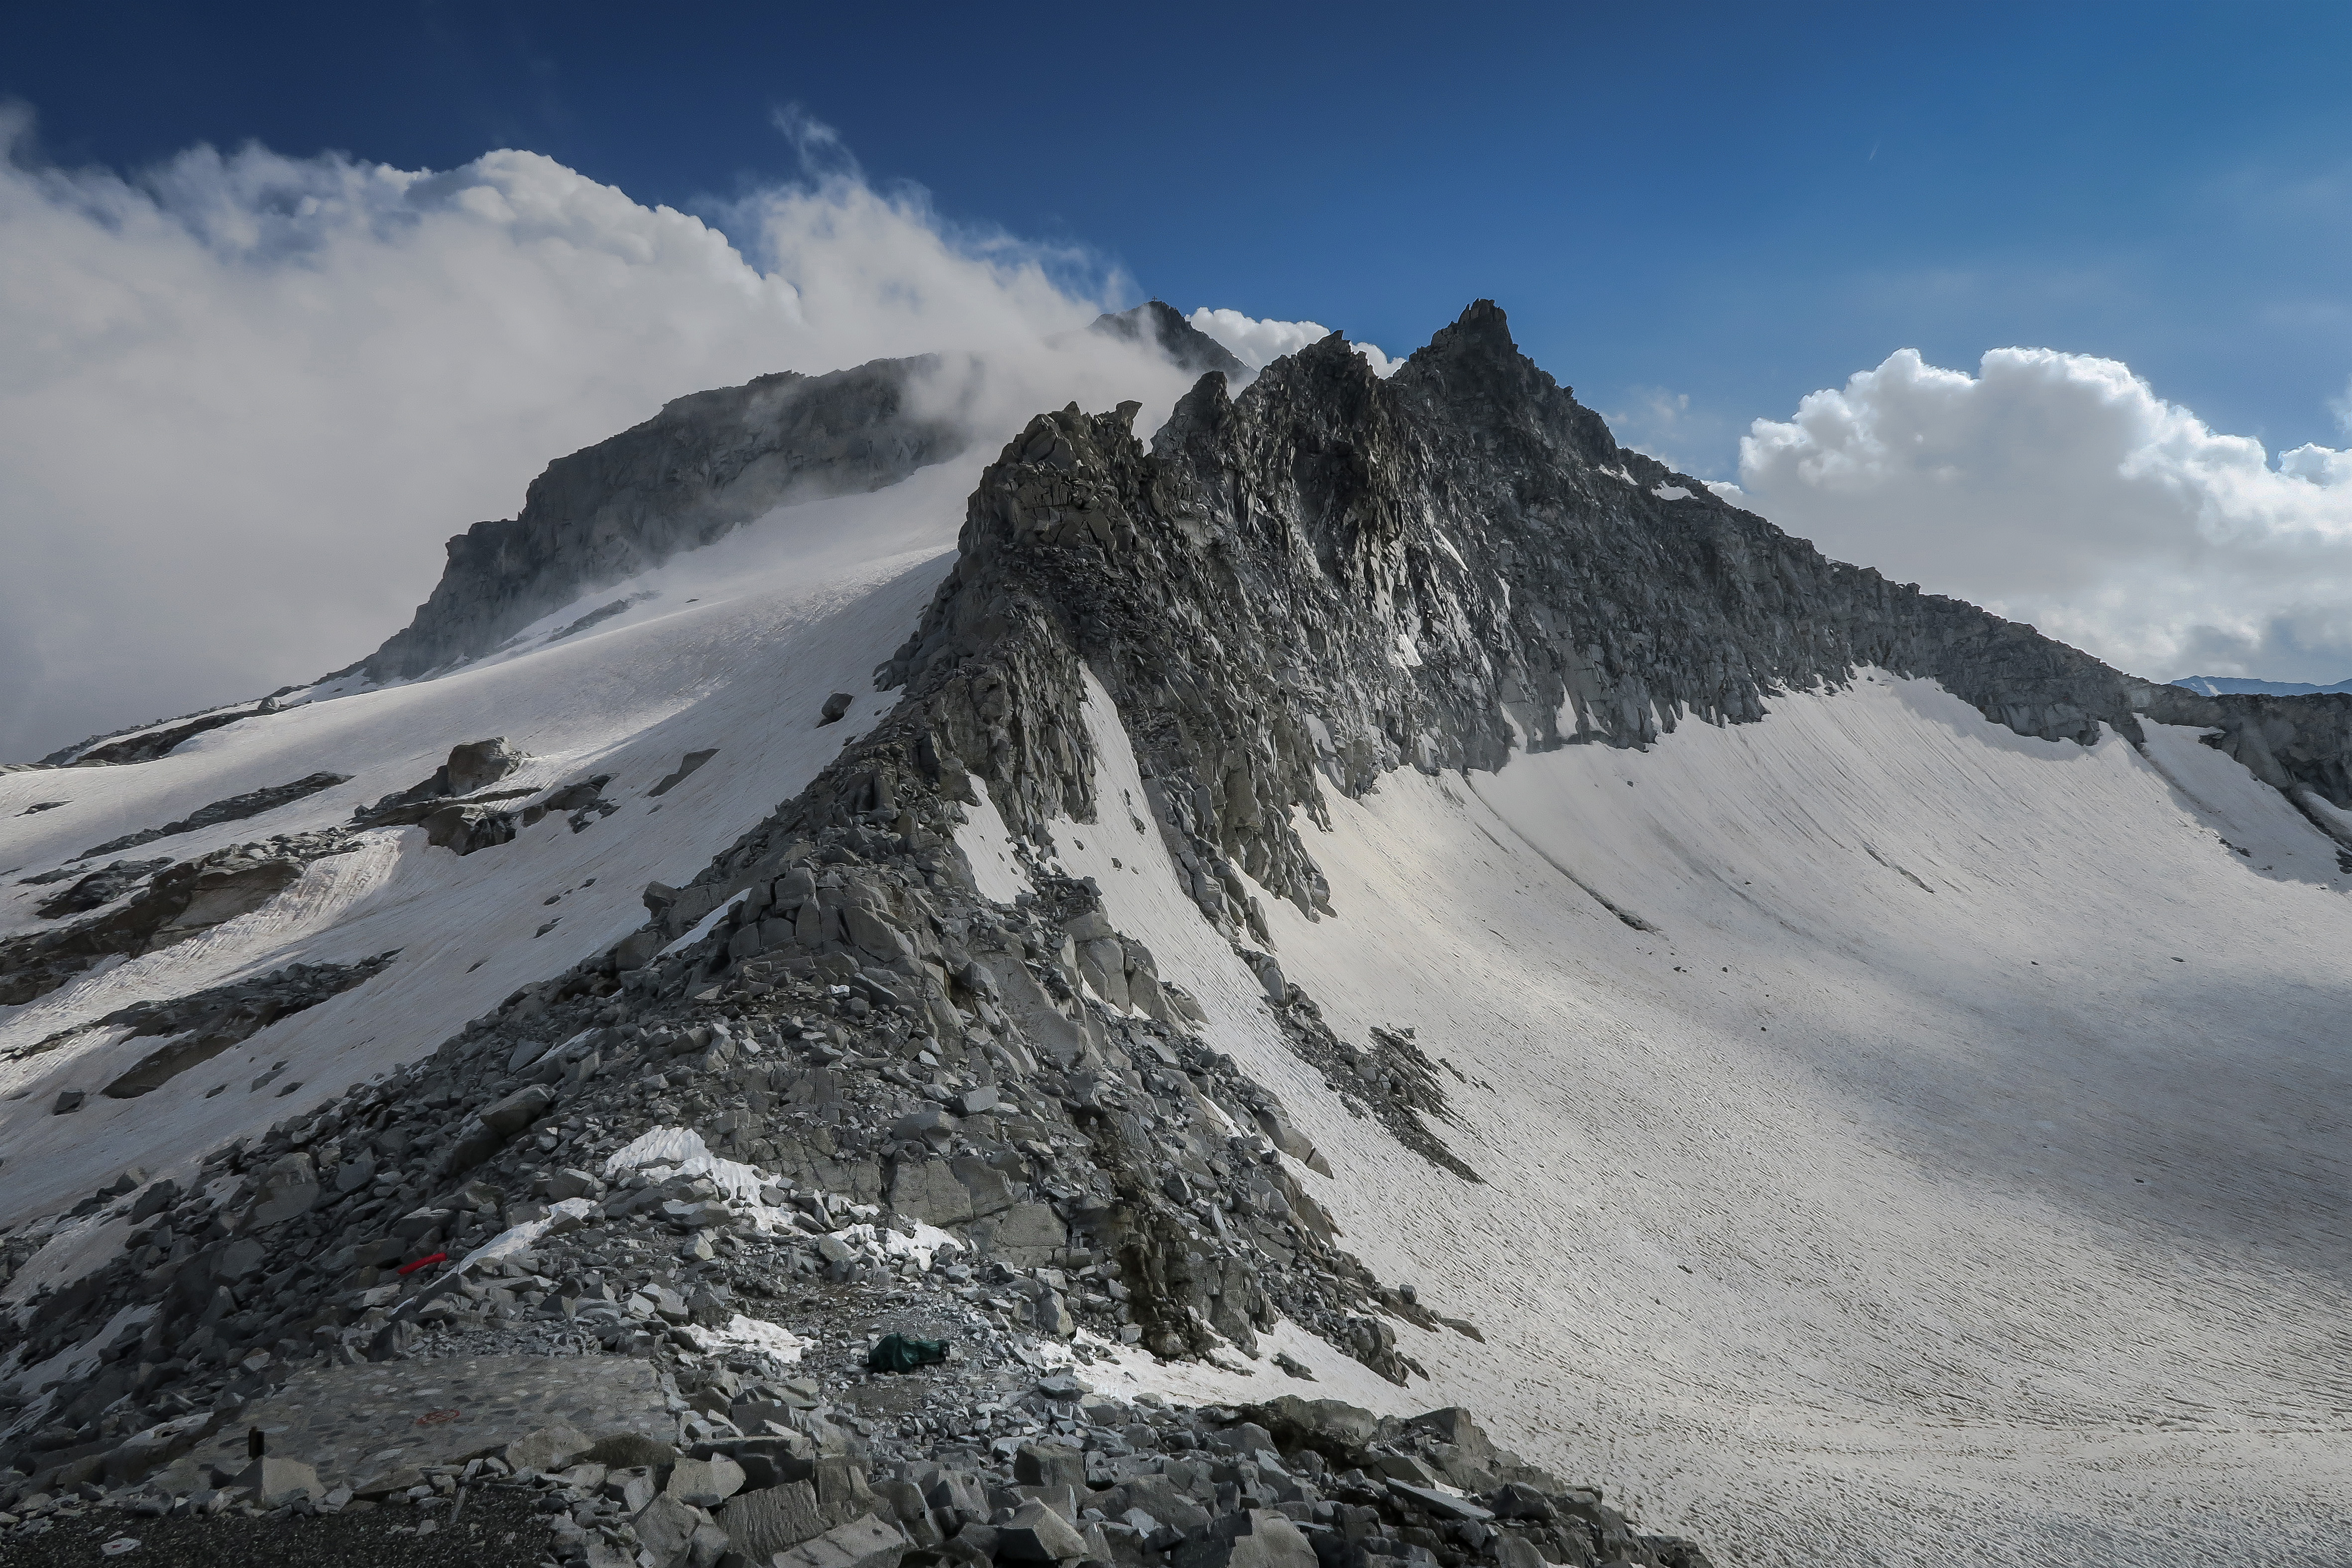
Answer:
(2173, 674, 2352, 697)
(64, 704, 276, 768)
(30, 858, 173, 920)
(2133, 685, 2352, 826)
(0, 834, 358, 1008)
(355, 738, 528, 824)
(348, 745, 627, 855)
(17, 697, 287, 771)
(50, 952, 398, 1099)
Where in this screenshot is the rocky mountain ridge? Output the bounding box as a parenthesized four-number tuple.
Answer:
(29, 297, 2352, 840)
(858, 301, 2352, 932)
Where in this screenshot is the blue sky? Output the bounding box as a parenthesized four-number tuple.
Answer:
(11, 0, 2351, 470)
(6, 2, 2352, 757)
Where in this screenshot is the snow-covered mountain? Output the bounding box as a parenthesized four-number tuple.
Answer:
(3, 303, 2349, 1568)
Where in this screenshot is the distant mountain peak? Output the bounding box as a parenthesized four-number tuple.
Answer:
(1087, 299, 1245, 377)
(2172, 674, 2352, 698)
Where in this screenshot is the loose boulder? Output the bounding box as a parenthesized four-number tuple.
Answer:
(445, 738, 526, 795)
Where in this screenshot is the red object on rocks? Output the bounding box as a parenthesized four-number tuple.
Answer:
(396, 1251, 448, 1276)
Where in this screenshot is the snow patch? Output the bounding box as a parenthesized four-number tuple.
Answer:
(603, 1124, 804, 1232)
(452, 1197, 599, 1276)
(957, 782, 1030, 906)
(659, 891, 746, 958)
(833, 1220, 963, 1271)
(681, 1313, 810, 1362)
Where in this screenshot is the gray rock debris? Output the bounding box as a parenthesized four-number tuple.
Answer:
(7, 952, 398, 1099)
(1266, 1013, 1477, 1185)
(71, 772, 349, 861)
(523, 774, 620, 833)
(29, 856, 173, 918)
(32, 1389, 1709, 1568)
(351, 738, 548, 854)
(0, 736, 1486, 1517)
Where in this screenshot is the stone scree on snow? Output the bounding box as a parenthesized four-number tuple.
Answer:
(10, 301, 2352, 1568)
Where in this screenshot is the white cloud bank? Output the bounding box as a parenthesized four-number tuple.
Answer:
(0, 112, 1202, 761)
(1188, 307, 1403, 378)
(1720, 348, 2352, 683)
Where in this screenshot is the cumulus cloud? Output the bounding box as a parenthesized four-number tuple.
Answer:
(1720, 347, 2352, 683)
(0, 108, 1192, 761)
(1188, 307, 1404, 378)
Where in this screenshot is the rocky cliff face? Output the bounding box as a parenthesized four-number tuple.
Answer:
(2134, 684, 2352, 820)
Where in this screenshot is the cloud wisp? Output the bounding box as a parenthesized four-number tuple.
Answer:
(1719, 347, 2352, 683)
(0, 109, 1191, 761)
(1187, 307, 1403, 378)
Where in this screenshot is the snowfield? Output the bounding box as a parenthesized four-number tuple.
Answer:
(959, 672, 2352, 1566)
(5, 460, 2350, 1563)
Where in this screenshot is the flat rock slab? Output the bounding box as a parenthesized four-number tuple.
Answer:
(186, 1355, 672, 1488)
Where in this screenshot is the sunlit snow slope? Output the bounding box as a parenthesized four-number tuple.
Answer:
(961, 670, 2352, 1567)
(0, 463, 974, 1228)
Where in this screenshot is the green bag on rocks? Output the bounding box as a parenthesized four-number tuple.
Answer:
(865, 1333, 950, 1373)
